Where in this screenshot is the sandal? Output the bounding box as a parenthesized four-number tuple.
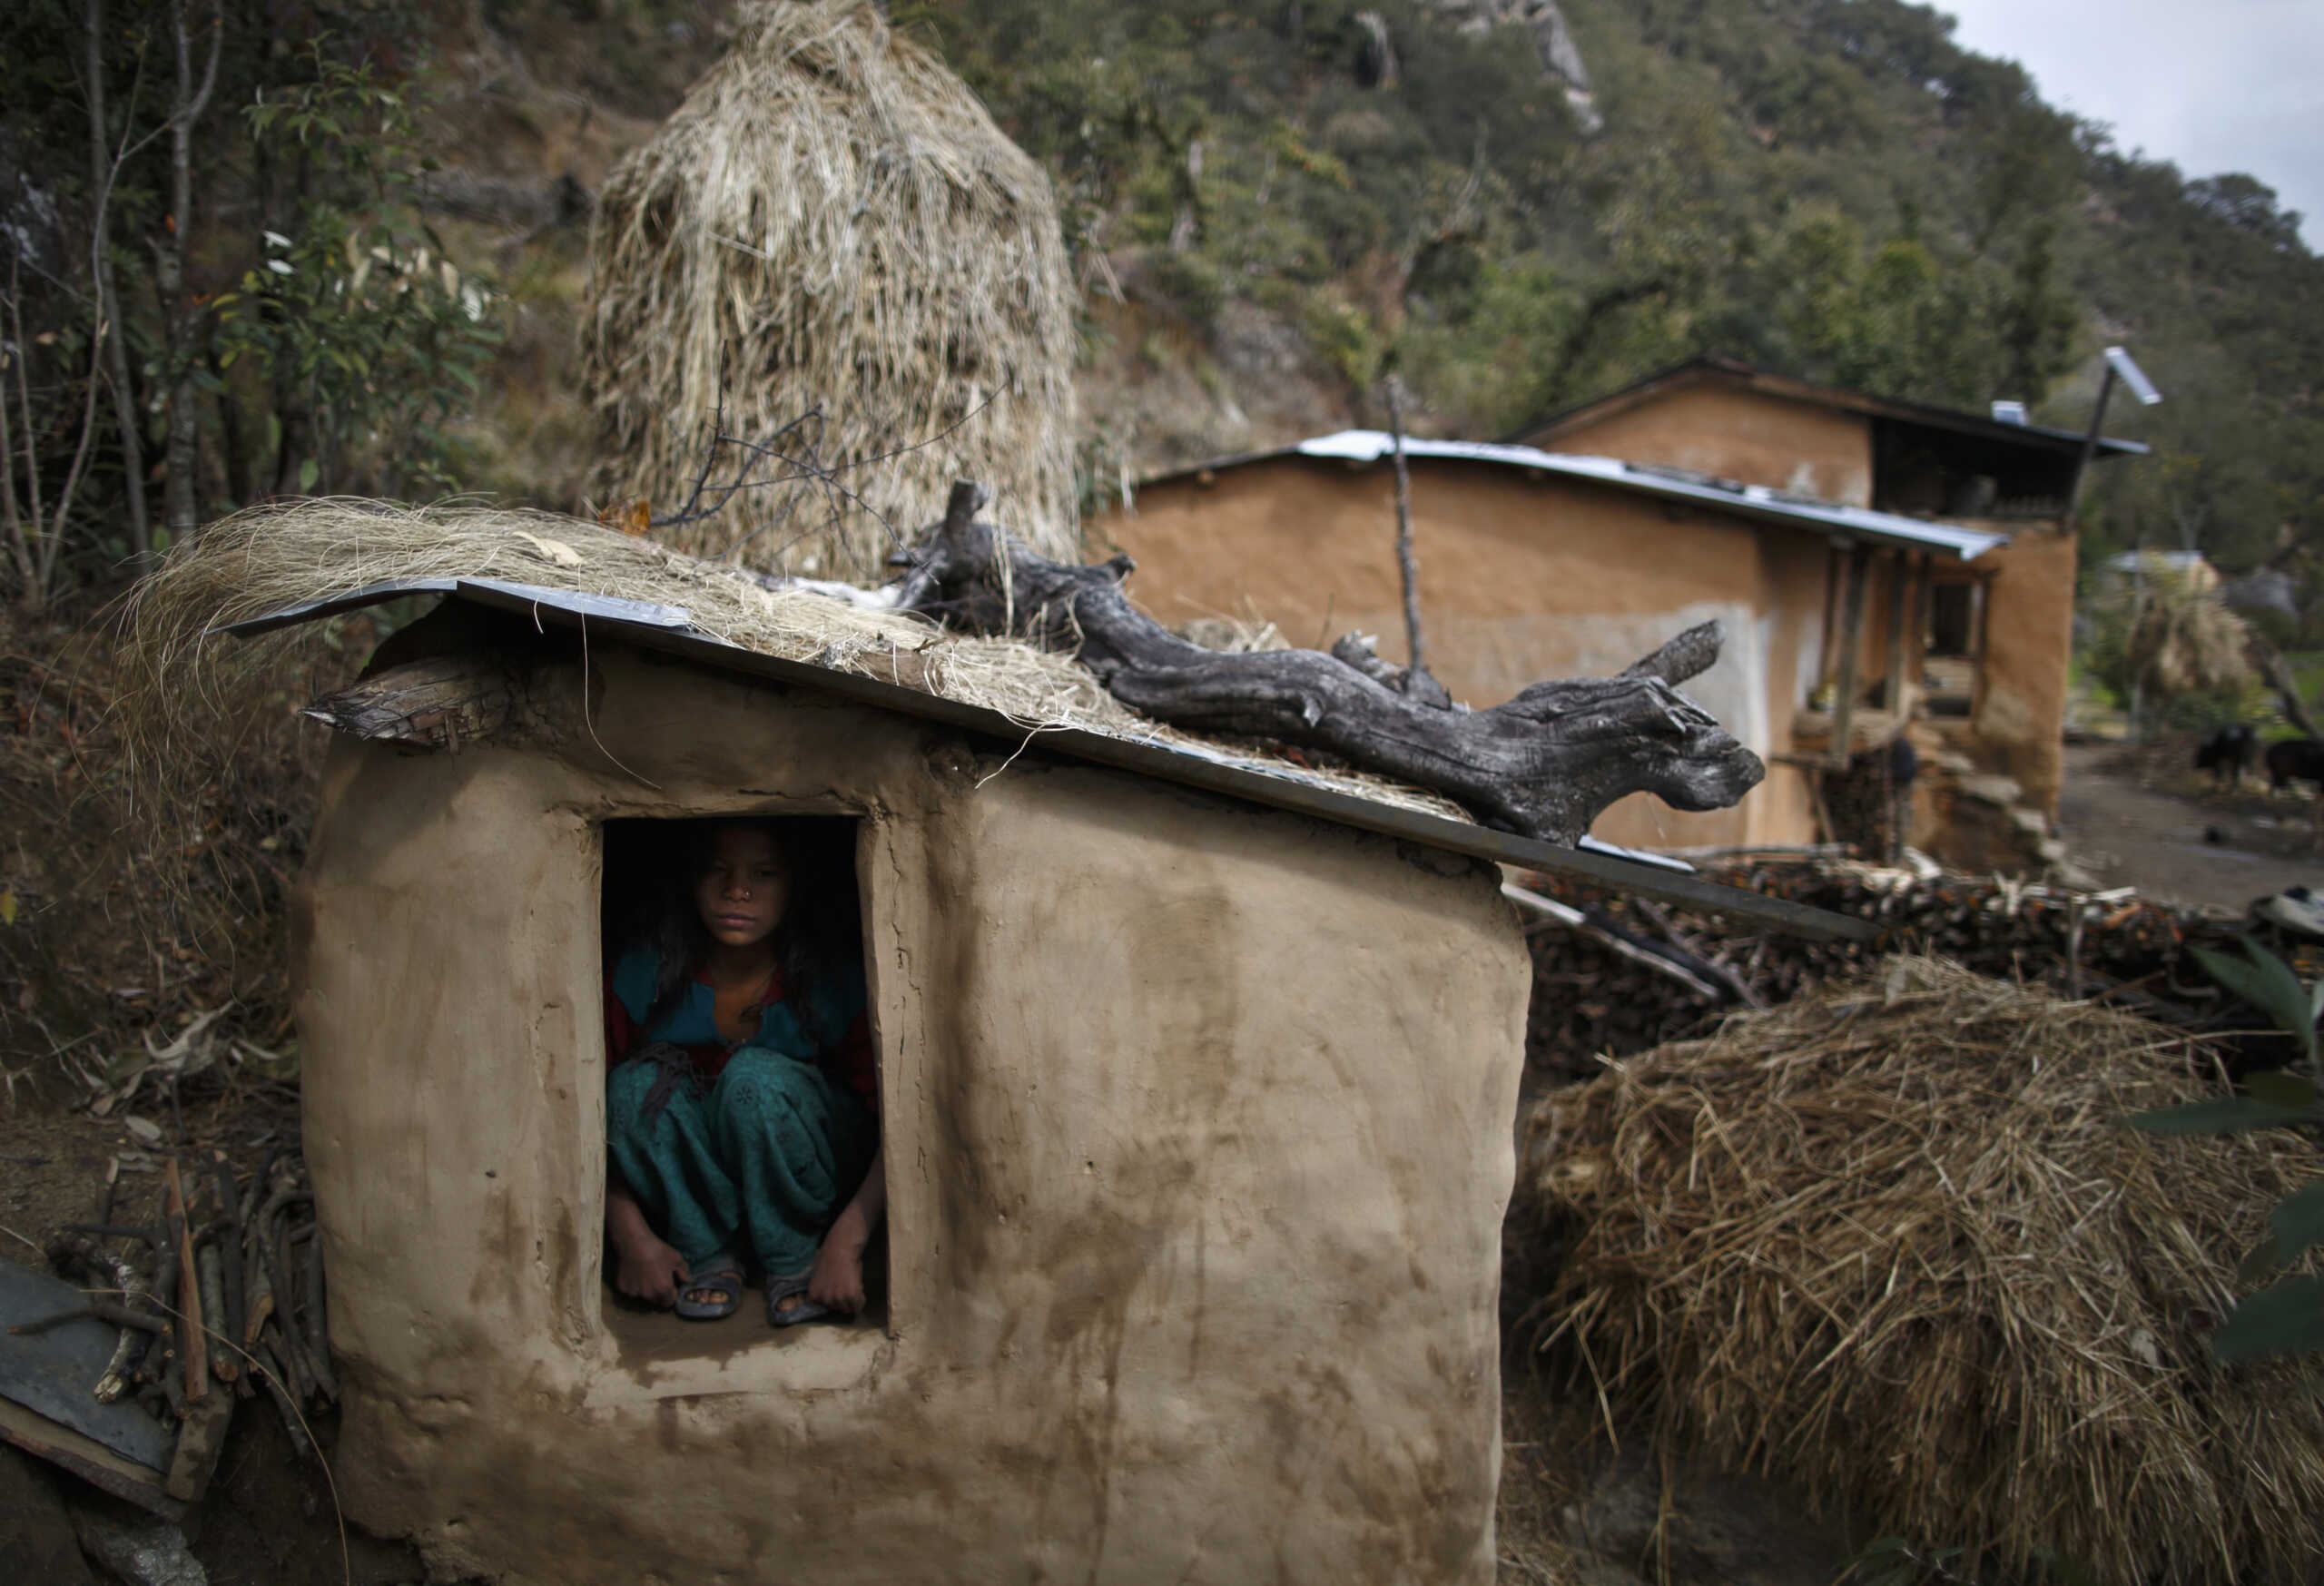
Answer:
(765, 1270, 832, 1329)
(673, 1256, 744, 1321)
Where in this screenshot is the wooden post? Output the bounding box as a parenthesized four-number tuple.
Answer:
(1817, 541, 1843, 695)
(2063, 361, 2118, 528)
(1828, 540, 1869, 769)
(1970, 575, 1992, 723)
(1382, 374, 1428, 685)
(1884, 550, 1912, 712)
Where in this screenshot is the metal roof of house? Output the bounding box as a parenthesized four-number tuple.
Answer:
(1506, 354, 2153, 460)
(1143, 431, 2010, 561)
(226, 577, 1871, 941)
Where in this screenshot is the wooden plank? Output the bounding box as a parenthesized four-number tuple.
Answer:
(1827, 542, 1870, 769)
(1816, 540, 1843, 694)
(1969, 574, 1993, 719)
(0, 1396, 182, 1521)
(1884, 551, 1913, 710)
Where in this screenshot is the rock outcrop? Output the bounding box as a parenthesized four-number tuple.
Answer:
(1432, 0, 1601, 133)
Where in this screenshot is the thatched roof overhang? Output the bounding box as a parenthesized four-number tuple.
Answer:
(1139, 433, 2012, 562)
(226, 579, 1872, 942)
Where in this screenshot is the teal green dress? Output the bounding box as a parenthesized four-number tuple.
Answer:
(604, 948, 877, 1276)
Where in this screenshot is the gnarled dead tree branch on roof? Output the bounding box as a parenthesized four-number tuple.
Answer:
(893, 481, 1765, 845)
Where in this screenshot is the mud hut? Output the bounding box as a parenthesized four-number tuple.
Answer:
(117, 495, 1857, 1583)
(581, 0, 1079, 581)
(120, 503, 1529, 1583)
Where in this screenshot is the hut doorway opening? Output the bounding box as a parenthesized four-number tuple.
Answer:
(597, 814, 888, 1357)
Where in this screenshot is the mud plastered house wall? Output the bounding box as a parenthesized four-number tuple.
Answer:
(1515, 358, 2148, 823)
(282, 594, 1530, 1586)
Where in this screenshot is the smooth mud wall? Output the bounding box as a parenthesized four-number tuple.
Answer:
(294, 645, 1530, 1585)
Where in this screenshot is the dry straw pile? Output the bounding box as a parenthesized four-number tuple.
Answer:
(113, 499, 1465, 823)
(581, 0, 1078, 583)
(1520, 957, 2324, 1583)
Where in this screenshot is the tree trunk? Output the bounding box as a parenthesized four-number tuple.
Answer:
(159, 0, 222, 546)
(84, 0, 153, 569)
(891, 482, 1765, 846)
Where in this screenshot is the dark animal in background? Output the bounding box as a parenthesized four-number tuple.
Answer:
(2195, 724, 2258, 789)
(2264, 737, 2324, 852)
(2265, 736, 2324, 794)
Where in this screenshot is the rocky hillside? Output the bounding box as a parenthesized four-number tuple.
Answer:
(5, 0, 2319, 610)
(909, 1, 2318, 586)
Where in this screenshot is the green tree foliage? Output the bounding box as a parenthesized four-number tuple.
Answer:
(0, 0, 503, 610)
(898, 0, 2320, 605)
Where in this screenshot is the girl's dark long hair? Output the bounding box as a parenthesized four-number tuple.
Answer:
(626, 816, 862, 1034)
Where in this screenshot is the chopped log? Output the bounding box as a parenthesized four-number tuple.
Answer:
(209, 1156, 243, 1379)
(196, 1244, 235, 1384)
(892, 482, 1765, 845)
(48, 1226, 153, 1403)
(247, 1334, 313, 1461)
(162, 1160, 205, 1403)
(162, 1381, 232, 1504)
(299, 1226, 336, 1402)
(94, 1253, 151, 1402)
(144, 1241, 180, 1391)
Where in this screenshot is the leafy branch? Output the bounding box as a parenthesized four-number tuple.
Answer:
(2129, 937, 2324, 1362)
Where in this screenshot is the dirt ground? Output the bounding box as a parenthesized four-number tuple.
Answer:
(2057, 737, 2324, 912)
(0, 1089, 435, 1585)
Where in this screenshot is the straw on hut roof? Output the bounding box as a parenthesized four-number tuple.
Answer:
(1518, 957, 2324, 1584)
(114, 500, 1469, 826)
(581, 0, 1079, 583)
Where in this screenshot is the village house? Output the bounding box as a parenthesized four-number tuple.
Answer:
(1096, 357, 2148, 860)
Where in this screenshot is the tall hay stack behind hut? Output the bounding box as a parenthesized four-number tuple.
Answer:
(581, 0, 1078, 582)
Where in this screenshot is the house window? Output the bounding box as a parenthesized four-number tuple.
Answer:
(595, 815, 885, 1356)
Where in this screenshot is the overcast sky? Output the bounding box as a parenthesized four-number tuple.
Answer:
(1936, 0, 2324, 251)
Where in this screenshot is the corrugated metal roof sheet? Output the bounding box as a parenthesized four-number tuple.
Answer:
(1503, 354, 2153, 458)
(1292, 431, 2009, 561)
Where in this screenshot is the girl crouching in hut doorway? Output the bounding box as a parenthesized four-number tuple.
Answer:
(602, 818, 882, 1326)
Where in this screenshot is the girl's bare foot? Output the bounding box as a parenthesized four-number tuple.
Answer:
(612, 1226, 689, 1308)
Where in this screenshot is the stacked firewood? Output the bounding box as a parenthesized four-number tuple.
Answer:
(32, 1150, 332, 1495)
(1518, 856, 2315, 1082)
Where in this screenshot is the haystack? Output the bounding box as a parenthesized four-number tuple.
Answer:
(581, 0, 1078, 582)
(1519, 957, 2324, 1584)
